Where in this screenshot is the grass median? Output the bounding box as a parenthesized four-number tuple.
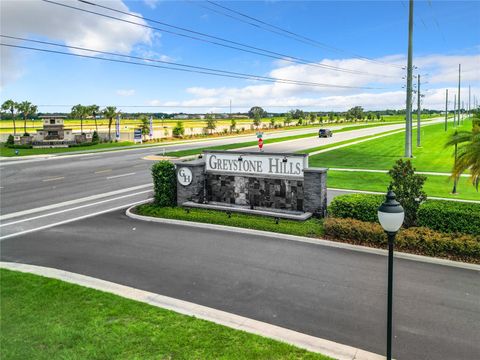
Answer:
(309, 119, 471, 172)
(0, 268, 332, 360)
(166, 122, 402, 158)
(328, 170, 479, 201)
(135, 204, 324, 238)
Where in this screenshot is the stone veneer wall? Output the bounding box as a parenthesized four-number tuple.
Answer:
(206, 174, 304, 212)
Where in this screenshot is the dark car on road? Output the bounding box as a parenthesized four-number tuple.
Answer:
(318, 128, 333, 138)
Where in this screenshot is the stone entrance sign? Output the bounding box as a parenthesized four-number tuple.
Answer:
(175, 151, 327, 217)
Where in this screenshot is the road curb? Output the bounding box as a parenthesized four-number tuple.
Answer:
(0, 261, 384, 360)
(126, 206, 480, 272)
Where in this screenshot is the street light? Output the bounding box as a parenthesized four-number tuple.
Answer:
(377, 190, 404, 360)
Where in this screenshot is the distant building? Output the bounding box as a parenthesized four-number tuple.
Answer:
(173, 114, 189, 120)
(14, 115, 91, 147)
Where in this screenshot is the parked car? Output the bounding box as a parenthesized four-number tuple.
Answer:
(318, 128, 333, 138)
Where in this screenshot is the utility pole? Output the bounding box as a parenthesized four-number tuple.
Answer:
(417, 74, 421, 147)
(445, 89, 448, 131)
(468, 85, 471, 118)
(229, 99, 232, 117)
(453, 94, 457, 127)
(457, 64, 461, 126)
(404, 0, 414, 158)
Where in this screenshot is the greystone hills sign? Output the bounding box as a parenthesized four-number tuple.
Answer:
(176, 150, 327, 218)
(205, 152, 307, 178)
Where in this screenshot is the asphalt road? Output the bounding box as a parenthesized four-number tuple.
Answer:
(2, 210, 478, 360)
(0, 121, 414, 239)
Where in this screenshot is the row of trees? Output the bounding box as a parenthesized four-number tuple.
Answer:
(69, 104, 117, 139)
(1, 100, 38, 135)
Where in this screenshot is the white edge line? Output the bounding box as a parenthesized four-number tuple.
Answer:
(0, 199, 152, 241)
(0, 184, 152, 220)
(0, 261, 384, 360)
(0, 190, 152, 228)
(106, 172, 136, 180)
(125, 206, 480, 272)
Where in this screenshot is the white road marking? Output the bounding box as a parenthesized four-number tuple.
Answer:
(0, 190, 152, 228)
(106, 172, 136, 180)
(80, 155, 101, 160)
(0, 198, 153, 241)
(94, 169, 112, 174)
(42, 176, 65, 182)
(0, 184, 152, 220)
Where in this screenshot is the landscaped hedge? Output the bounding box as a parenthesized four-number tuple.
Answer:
(152, 161, 177, 207)
(324, 217, 480, 263)
(329, 194, 480, 235)
(417, 200, 480, 235)
(328, 193, 383, 222)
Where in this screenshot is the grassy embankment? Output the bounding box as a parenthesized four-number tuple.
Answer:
(309, 119, 479, 200)
(166, 122, 402, 158)
(0, 269, 331, 360)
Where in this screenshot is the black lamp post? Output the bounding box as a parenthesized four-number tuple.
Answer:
(377, 190, 404, 360)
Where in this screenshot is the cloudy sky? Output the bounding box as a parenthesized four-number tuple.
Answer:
(1, 0, 479, 113)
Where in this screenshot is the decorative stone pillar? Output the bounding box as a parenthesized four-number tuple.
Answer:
(303, 168, 328, 217)
(175, 159, 206, 205)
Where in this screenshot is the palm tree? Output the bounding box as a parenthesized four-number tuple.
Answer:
(445, 125, 480, 190)
(2, 99, 18, 135)
(16, 101, 38, 135)
(71, 104, 87, 134)
(88, 104, 100, 133)
(102, 106, 117, 140)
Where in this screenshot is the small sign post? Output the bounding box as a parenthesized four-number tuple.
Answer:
(149, 116, 153, 139)
(257, 131, 263, 151)
(115, 114, 120, 141)
(134, 128, 143, 144)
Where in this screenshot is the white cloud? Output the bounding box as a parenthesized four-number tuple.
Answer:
(0, 0, 152, 87)
(144, 0, 160, 9)
(177, 53, 480, 111)
(116, 89, 136, 96)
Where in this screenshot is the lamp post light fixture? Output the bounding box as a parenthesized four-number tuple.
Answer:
(377, 190, 404, 360)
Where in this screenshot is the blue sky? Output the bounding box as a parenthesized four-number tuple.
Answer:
(1, 0, 479, 113)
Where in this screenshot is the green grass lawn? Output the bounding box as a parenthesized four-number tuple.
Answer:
(135, 204, 324, 237)
(0, 269, 331, 360)
(328, 170, 479, 201)
(166, 122, 402, 158)
(0, 141, 136, 157)
(309, 119, 471, 173)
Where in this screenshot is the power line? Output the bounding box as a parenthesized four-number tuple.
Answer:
(203, 0, 405, 69)
(40, 0, 398, 78)
(1, 41, 385, 90)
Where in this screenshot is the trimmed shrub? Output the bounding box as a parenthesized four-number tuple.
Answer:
(329, 193, 480, 236)
(6, 134, 14, 146)
(417, 200, 480, 235)
(5, 143, 33, 149)
(328, 193, 383, 222)
(388, 159, 427, 227)
(152, 161, 177, 207)
(68, 141, 99, 148)
(92, 130, 99, 142)
(324, 217, 480, 263)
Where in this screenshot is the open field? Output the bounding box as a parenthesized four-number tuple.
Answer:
(0, 269, 330, 360)
(309, 118, 472, 173)
(0, 113, 441, 133)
